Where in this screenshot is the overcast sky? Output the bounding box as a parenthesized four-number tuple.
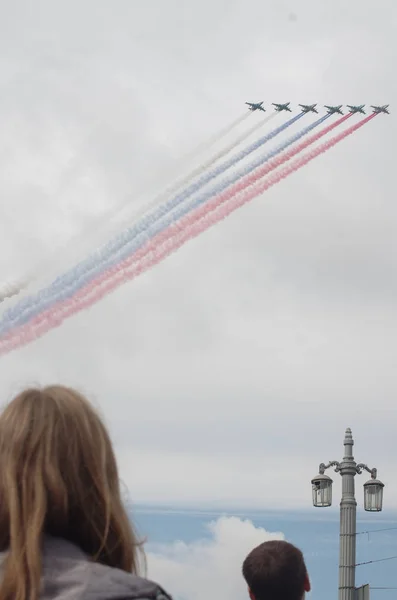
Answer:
(0, 0, 396, 511)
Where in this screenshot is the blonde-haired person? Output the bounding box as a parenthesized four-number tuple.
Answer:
(0, 385, 172, 600)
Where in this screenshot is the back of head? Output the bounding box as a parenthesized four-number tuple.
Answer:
(0, 385, 142, 600)
(242, 540, 308, 600)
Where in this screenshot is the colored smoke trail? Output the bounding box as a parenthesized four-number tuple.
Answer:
(0, 114, 376, 355)
(0, 112, 325, 335)
(0, 112, 304, 331)
(0, 113, 346, 334)
(0, 112, 349, 334)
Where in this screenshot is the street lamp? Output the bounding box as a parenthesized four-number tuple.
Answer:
(363, 473, 384, 512)
(311, 472, 333, 507)
(311, 428, 385, 600)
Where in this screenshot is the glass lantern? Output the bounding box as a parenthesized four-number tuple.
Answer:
(363, 478, 384, 512)
(311, 473, 333, 507)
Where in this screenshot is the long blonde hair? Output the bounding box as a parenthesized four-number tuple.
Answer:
(0, 385, 143, 600)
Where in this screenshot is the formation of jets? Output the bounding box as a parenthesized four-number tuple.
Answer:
(245, 102, 390, 115)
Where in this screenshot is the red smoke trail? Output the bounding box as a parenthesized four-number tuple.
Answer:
(0, 113, 377, 355)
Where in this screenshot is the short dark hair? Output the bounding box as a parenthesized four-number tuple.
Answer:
(242, 540, 307, 600)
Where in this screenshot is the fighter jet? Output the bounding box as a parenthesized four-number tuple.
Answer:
(245, 101, 266, 112)
(299, 103, 318, 114)
(272, 102, 292, 112)
(324, 105, 344, 115)
(347, 104, 366, 114)
(371, 105, 390, 114)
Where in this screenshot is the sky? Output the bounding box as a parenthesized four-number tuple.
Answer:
(0, 0, 397, 514)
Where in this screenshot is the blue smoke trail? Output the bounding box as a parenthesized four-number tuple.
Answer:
(0, 113, 333, 335)
(0, 113, 304, 331)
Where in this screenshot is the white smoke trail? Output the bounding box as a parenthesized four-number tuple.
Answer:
(181, 111, 251, 163)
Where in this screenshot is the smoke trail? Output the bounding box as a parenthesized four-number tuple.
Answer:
(0, 113, 304, 329)
(0, 112, 314, 334)
(0, 114, 376, 355)
(0, 112, 347, 335)
(0, 114, 342, 335)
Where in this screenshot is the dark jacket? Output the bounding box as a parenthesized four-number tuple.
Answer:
(0, 535, 172, 600)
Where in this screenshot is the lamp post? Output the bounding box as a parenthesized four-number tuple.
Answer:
(311, 428, 385, 600)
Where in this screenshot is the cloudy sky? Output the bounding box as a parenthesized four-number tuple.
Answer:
(0, 0, 396, 511)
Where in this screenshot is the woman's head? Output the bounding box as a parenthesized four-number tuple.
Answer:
(0, 385, 142, 600)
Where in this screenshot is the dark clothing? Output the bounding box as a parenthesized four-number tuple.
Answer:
(0, 535, 172, 600)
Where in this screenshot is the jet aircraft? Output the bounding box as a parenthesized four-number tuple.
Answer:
(245, 101, 266, 112)
(324, 105, 343, 115)
(272, 102, 292, 112)
(299, 103, 318, 114)
(347, 104, 366, 114)
(371, 105, 390, 114)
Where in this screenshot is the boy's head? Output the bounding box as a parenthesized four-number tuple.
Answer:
(242, 540, 310, 600)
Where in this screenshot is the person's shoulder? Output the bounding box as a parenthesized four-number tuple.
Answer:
(41, 536, 173, 600)
(89, 562, 172, 600)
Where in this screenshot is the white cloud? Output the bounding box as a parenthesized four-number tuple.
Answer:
(146, 516, 284, 600)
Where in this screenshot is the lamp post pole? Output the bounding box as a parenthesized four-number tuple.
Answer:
(311, 428, 385, 600)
